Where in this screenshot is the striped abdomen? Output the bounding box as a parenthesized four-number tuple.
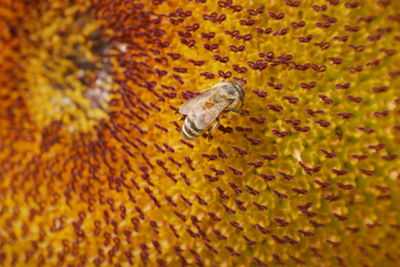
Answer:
(182, 117, 203, 139)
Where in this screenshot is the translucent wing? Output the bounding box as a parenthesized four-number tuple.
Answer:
(179, 89, 213, 115)
(188, 101, 231, 129)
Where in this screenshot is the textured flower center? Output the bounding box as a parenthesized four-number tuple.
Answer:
(20, 2, 114, 133)
(0, 0, 399, 266)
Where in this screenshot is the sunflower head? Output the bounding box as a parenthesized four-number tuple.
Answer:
(0, 0, 400, 266)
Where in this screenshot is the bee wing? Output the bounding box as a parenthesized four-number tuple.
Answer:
(179, 89, 213, 115)
(189, 101, 231, 129)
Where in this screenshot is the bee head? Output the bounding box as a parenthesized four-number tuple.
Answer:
(217, 80, 244, 101)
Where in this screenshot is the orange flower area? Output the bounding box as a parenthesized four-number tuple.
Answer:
(1, 0, 400, 266)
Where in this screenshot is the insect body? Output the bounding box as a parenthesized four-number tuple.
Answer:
(179, 80, 245, 140)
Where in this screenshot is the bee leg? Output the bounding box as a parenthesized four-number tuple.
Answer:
(226, 108, 246, 115)
(209, 118, 220, 132)
(206, 119, 220, 140)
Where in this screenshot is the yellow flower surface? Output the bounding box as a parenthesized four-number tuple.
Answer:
(1, 0, 400, 266)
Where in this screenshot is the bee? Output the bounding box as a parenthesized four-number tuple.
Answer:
(179, 80, 246, 140)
